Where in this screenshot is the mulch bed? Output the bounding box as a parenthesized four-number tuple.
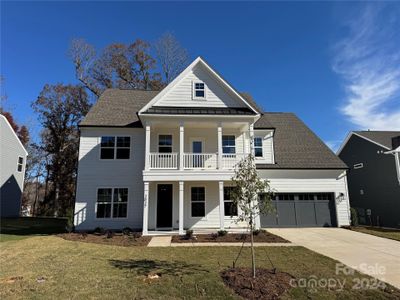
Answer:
(221, 267, 295, 300)
(171, 231, 289, 243)
(58, 232, 151, 247)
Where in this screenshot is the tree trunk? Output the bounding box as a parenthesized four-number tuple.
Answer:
(250, 215, 256, 278)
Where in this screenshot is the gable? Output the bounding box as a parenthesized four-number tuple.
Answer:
(140, 57, 259, 114)
(154, 63, 246, 108)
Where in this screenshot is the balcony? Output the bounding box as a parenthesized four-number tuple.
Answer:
(148, 152, 247, 170)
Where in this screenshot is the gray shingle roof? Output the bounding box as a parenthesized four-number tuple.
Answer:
(80, 89, 159, 127)
(79, 89, 261, 127)
(354, 131, 400, 150)
(255, 113, 348, 169)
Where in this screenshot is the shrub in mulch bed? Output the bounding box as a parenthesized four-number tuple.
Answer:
(221, 267, 295, 300)
(58, 232, 151, 246)
(171, 230, 289, 243)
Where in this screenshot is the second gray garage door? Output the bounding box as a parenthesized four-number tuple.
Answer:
(261, 193, 336, 227)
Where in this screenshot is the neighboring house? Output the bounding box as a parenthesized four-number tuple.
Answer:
(338, 131, 400, 228)
(0, 114, 28, 217)
(74, 57, 350, 234)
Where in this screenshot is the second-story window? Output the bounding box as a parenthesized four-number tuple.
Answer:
(254, 137, 263, 157)
(222, 135, 236, 154)
(193, 82, 205, 99)
(17, 157, 24, 172)
(100, 136, 130, 159)
(158, 135, 172, 153)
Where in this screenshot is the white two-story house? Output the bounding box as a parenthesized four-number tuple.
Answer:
(74, 57, 351, 234)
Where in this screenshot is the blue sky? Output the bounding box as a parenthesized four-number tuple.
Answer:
(1, 1, 399, 149)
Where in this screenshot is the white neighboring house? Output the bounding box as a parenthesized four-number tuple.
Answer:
(0, 114, 27, 217)
(74, 57, 351, 234)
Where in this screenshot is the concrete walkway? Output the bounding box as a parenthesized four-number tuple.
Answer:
(147, 236, 172, 247)
(268, 228, 400, 289)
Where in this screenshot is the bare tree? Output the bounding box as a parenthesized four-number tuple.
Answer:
(155, 32, 189, 84)
(231, 155, 274, 278)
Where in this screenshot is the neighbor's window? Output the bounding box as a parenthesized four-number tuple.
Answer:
(193, 82, 205, 99)
(222, 135, 236, 154)
(158, 135, 172, 153)
(17, 156, 24, 172)
(96, 188, 128, 218)
(254, 137, 263, 157)
(191, 187, 205, 217)
(224, 186, 238, 217)
(100, 136, 130, 159)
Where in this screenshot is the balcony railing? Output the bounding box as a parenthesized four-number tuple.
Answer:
(149, 153, 178, 169)
(148, 152, 248, 170)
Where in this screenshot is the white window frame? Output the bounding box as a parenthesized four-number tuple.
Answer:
(95, 187, 129, 219)
(222, 135, 236, 154)
(354, 163, 364, 169)
(253, 136, 263, 158)
(190, 186, 206, 218)
(17, 156, 24, 172)
(99, 136, 131, 160)
(158, 134, 173, 153)
(223, 186, 238, 218)
(192, 81, 206, 100)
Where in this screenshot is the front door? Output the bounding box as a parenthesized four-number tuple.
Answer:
(192, 140, 203, 168)
(157, 184, 173, 228)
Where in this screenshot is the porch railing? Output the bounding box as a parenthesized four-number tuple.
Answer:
(221, 153, 247, 169)
(184, 153, 217, 169)
(148, 152, 248, 170)
(149, 153, 178, 169)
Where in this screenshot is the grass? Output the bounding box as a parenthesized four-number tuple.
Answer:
(1, 236, 399, 299)
(0, 217, 67, 242)
(349, 226, 400, 242)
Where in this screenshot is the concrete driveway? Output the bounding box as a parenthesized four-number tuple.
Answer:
(268, 228, 400, 289)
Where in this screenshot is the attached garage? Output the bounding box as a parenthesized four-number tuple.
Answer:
(261, 193, 337, 227)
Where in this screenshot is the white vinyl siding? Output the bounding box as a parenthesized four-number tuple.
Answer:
(74, 127, 144, 230)
(154, 64, 247, 108)
(254, 130, 274, 164)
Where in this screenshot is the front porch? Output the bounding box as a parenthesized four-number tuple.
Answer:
(142, 181, 259, 235)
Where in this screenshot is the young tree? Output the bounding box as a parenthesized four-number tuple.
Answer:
(32, 84, 91, 216)
(231, 154, 274, 278)
(155, 32, 189, 84)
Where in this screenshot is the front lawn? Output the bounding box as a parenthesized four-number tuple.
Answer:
(347, 226, 400, 242)
(1, 236, 399, 299)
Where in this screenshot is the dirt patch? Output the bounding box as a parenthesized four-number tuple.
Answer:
(221, 267, 294, 300)
(58, 232, 151, 247)
(171, 231, 289, 243)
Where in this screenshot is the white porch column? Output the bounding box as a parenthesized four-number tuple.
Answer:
(142, 182, 149, 235)
(217, 124, 223, 169)
(219, 181, 224, 230)
(179, 181, 184, 235)
(145, 124, 151, 170)
(249, 123, 254, 156)
(179, 123, 184, 170)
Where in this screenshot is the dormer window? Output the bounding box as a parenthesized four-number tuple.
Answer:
(193, 82, 206, 99)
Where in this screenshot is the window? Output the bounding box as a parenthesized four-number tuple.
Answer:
(191, 187, 205, 217)
(275, 194, 295, 201)
(298, 193, 316, 201)
(254, 137, 263, 157)
(96, 188, 128, 218)
(224, 187, 238, 217)
(316, 193, 333, 201)
(17, 156, 23, 172)
(100, 136, 130, 159)
(193, 82, 205, 99)
(354, 163, 364, 169)
(222, 135, 236, 154)
(158, 135, 172, 153)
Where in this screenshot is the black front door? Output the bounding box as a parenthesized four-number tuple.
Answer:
(157, 184, 173, 228)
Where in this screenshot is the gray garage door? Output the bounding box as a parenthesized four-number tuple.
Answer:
(260, 193, 336, 227)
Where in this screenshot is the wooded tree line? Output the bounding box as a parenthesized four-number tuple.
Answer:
(2, 32, 188, 217)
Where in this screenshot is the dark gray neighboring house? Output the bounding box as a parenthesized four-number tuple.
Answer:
(338, 131, 400, 228)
